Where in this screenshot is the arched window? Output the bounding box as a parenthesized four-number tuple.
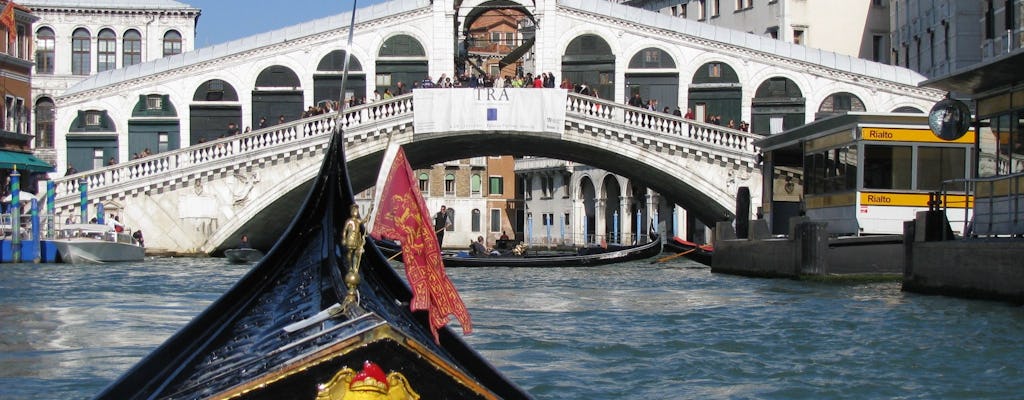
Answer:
(123, 29, 141, 66)
(97, 29, 116, 72)
(72, 28, 91, 75)
(34, 97, 55, 149)
(444, 173, 456, 195)
(35, 27, 54, 74)
(163, 30, 182, 57)
(418, 172, 429, 192)
(471, 174, 482, 195)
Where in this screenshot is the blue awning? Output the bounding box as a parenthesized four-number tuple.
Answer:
(0, 150, 55, 173)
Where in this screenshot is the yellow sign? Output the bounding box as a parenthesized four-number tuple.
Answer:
(859, 192, 973, 208)
(860, 127, 975, 144)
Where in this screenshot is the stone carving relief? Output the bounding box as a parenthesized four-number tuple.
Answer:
(231, 172, 261, 207)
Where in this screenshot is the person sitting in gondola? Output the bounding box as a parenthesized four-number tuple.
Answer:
(470, 236, 499, 257)
(470, 236, 488, 257)
(239, 234, 251, 249)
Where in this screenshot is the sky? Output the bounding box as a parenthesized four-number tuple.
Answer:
(185, 0, 378, 48)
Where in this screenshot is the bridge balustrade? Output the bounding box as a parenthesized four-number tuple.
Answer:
(565, 92, 762, 157)
(50, 89, 756, 217)
(53, 95, 417, 203)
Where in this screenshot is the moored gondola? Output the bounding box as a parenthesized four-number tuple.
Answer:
(94, 114, 531, 399)
(663, 236, 714, 266)
(440, 234, 662, 268)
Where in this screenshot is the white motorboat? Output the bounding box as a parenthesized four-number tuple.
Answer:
(52, 224, 145, 264)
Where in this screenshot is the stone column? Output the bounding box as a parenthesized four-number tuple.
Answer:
(621, 194, 633, 244)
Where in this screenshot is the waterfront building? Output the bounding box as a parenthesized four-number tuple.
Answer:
(0, 1, 49, 194)
(622, 0, 892, 64)
(23, 0, 199, 168)
(516, 157, 708, 246)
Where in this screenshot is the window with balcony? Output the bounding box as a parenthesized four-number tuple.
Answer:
(35, 27, 54, 74)
(123, 29, 141, 66)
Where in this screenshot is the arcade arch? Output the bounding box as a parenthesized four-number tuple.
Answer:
(625, 47, 679, 112)
(751, 76, 805, 135)
(376, 34, 428, 96)
(252, 65, 302, 127)
(314, 50, 365, 105)
(562, 34, 615, 99)
(816, 91, 866, 120)
(191, 79, 242, 144)
(128, 93, 179, 158)
(689, 61, 741, 126)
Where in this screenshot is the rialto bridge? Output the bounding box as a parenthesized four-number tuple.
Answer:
(47, 0, 944, 253)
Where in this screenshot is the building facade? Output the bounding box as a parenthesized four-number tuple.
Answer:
(625, 0, 892, 63)
(890, 0, 985, 80)
(0, 1, 49, 194)
(24, 0, 199, 168)
(517, 157, 708, 246)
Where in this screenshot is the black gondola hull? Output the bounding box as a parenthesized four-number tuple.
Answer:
(663, 237, 714, 266)
(440, 236, 662, 268)
(94, 122, 531, 399)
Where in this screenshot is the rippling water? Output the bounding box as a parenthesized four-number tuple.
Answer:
(1, 257, 1022, 399)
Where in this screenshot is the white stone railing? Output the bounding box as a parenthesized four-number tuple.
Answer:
(565, 92, 762, 157)
(52, 90, 758, 208)
(53, 94, 416, 205)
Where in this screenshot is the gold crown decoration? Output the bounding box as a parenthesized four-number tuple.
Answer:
(348, 361, 389, 393)
(316, 360, 420, 400)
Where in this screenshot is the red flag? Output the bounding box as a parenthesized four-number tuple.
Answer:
(1, 2, 14, 45)
(371, 147, 471, 343)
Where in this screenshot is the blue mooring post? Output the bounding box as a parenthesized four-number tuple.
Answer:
(31, 199, 40, 263)
(11, 169, 21, 263)
(636, 209, 642, 243)
(79, 179, 88, 223)
(559, 213, 565, 245)
(583, 217, 588, 245)
(526, 214, 533, 247)
(97, 203, 104, 225)
(46, 181, 55, 238)
(545, 215, 551, 245)
(613, 210, 619, 245)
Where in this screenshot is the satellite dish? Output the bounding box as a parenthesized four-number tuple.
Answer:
(928, 97, 971, 141)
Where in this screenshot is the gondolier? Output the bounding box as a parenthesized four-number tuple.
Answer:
(434, 205, 451, 247)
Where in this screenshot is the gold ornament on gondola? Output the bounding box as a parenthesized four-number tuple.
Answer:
(315, 361, 419, 400)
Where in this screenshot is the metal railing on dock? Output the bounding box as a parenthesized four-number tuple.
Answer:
(941, 173, 1024, 237)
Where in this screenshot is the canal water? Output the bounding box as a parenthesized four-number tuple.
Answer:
(1, 257, 1022, 399)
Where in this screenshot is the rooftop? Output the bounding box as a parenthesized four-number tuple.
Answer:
(20, 0, 197, 10)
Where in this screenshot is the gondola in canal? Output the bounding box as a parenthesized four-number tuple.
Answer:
(662, 237, 714, 266)
(372, 233, 662, 268)
(440, 234, 662, 268)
